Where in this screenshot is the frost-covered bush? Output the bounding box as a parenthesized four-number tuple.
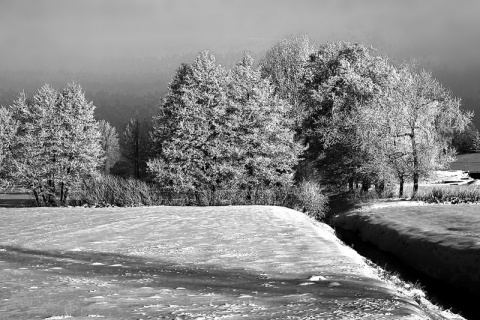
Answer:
(77, 175, 329, 221)
(77, 175, 162, 207)
(291, 180, 328, 219)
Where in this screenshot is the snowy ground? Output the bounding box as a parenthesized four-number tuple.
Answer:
(0, 206, 453, 319)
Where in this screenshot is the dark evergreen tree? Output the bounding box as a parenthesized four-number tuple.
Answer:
(119, 117, 151, 179)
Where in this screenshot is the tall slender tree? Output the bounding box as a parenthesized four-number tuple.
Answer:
(228, 53, 302, 189)
(0, 106, 17, 188)
(123, 117, 141, 179)
(116, 117, 152, 179)
(260, 35, 317, 180)
(98, 120, 120, 173)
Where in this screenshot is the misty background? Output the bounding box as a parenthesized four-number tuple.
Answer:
(1, 0, 480, 132)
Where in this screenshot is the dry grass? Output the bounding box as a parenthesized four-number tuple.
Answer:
(76, 175, 329, 218)
(413, 185, 480, 204)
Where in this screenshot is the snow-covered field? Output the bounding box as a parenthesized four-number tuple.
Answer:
(0, 205, 449, 319)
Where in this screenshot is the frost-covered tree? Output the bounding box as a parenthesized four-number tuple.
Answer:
(260, 36, 317, 181)
(302, 42, 394, 188)
(98, 120, 120, 173)
(148, 51, 301, 203)
(149, 63, 192, 157)
(387, 64, 471, 196)
(260, 34, 316, 130)
(303, 42, 472, 196)
(351, 65, 415, 196)
(148, 51, 233, 197)
(8, 82, 103, 205)
(0, 106, 17, 187)
(227, 53, 302, 189)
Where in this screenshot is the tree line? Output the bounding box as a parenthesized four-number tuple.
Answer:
(0, 36, 473, 205)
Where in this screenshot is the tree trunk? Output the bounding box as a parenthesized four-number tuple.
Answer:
(348, 178, 354, 192)
(411, 132, 419, 197)
(64, 188, 69, 206)
(399, 176, 404, 198)
(32, 188, 41, 207)
(60, 182, 64, 205)
(413, 172, 419, 197)
(194, 190, 201, 205)
(361, 179, 370, 193)
(41, 186, 48, 206)
(376, 180, 385, 195)
(210, 185, 216, 206)
(47, 180, 52, 205)
(46, 179, 56, 206)
(246, 186, 252, 204)
(60, 184, 69, 205)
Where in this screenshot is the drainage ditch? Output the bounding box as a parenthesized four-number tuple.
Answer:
(335, 227, 479, 320)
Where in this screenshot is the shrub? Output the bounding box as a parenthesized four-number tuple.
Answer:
(75, 176, 329, 219)
(76, 175, 162, 207)
(291, 180, 328, 219)
(413, 186, 480, 204)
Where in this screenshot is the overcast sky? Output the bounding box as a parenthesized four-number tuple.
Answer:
(1, 0, 480, 72)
